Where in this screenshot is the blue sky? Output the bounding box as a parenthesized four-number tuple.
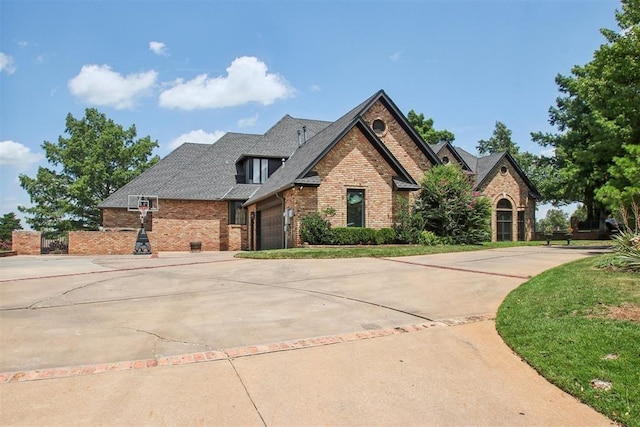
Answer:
(1, 0, 619, 225)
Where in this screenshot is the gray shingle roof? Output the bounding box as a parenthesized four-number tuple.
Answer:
(451, 147, 540, 198)
(245, 94, 380, 205)
(240, 115, 331, 159)
(245, 90, 430, 205)
(99, 133, 261, 208)
(100, 89, 442, 209)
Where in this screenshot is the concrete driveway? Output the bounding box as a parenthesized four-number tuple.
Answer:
(0, 246, 613, 425)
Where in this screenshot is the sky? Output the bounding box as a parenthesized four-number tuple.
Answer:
(0, 0, 620, 226)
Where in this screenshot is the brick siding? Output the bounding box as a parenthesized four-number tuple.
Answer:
(11, 231, 41, 255)
(68, 230, 138, 255)
(479, 161, 536, 241)
(101, 199, 230, 252)
(362, 100, 434, 183)
(315, 126, 396, 230)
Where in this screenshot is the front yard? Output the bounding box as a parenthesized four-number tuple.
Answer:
(497, 256, 640, 427)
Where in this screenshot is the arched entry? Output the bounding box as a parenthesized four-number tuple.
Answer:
(496, 198, 513, 241)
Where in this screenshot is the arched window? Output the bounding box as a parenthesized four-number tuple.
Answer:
(496, 198, 513, 241)
(497, 199, 511, 209)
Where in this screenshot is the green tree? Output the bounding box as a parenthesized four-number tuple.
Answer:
(532, 0, 640, 220)
(415, 165, 491, 244)
(0, 212, 23, 242)
(407, 110, 455, 145)
(536, 208, 568, 233)
(477, 121, 518, 155)
(19, 108, 159, 231)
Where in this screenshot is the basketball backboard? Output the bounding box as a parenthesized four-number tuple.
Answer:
(127, 195, 159, 213)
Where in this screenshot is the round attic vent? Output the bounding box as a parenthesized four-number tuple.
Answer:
(372, 119, 386, 135)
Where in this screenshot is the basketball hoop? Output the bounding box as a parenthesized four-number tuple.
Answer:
(137, 198, 150, 222)
(128, 194, 158, 255)
(138, 204, 149, 220)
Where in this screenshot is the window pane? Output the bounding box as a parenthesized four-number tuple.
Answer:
(261, 158, 268, 183)
(347, 190, 364, 227)
(253, 159, 261, 184)
(229, 201, 247, 225)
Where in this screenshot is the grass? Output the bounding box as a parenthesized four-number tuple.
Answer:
(234, 240, 608, 259)
(496, 257, 640, 427)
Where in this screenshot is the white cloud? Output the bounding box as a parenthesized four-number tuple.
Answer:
(0, 140, 41, 170)
(0, 52, 16, 75)
(310, 84, 321, 92)
(238, 114, 259, 128)
(390, 50, 403, 62)
(168, 129, 225, 150)
(149, 41, 169, 57)
(68, 64, 157, 109)
(159, 56, 295, 110)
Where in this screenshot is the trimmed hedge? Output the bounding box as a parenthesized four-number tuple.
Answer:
(300, 214, 399, 245)
(331, 227, 377, 245)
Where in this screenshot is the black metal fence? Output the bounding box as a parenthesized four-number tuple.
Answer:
(41, 235, 69, 254)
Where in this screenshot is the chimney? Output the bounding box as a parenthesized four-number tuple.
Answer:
(303, 126, 307, 143)
(297, 129, 302, 147)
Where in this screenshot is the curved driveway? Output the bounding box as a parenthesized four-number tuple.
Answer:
(0, 246, 612, 425)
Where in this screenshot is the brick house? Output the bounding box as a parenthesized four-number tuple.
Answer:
(99, 90, 540, 251)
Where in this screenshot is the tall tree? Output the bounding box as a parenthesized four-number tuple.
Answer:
(477, 121, 518, 155)
(532, 0, 640, 221)
(19, 109, 159, 231)
(407, 110, 455, 145)
(0, 212, 23, 242)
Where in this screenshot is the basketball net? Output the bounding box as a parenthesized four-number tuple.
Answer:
(138, 205, 149, 222)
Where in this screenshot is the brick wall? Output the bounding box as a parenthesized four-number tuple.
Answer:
(314, 126, 396, 230)
(152, 218, 220, 251)
(69, 230, 138, 255)
(102, 199, 231, 251)
(103, 208, 152, 230)
(228, 225, 247, 251)
(437, 146, 460, 167)
(12, 231, 41, 255)
(362, 100, 434, 183)
(479, 160, 536, 241)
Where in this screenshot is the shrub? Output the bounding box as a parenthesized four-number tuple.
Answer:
(331, 227, 377, 245)
(417, 230, 440, 246)
(416, 165, 491, 244)
(394, 197, 423, 244)
(375, 228, 397, 245)
(300, 212, 332, 244)
(610, 230, 640, 273)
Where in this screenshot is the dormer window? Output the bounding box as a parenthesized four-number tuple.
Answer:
(253, 158, 269, 183)
(239, 157, 282, 184)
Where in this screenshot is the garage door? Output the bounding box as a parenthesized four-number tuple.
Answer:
(259, 205, 283, 250)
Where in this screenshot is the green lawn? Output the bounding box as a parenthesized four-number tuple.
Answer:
(496, 257, 640, 427)
(234, 240, 606, 259)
